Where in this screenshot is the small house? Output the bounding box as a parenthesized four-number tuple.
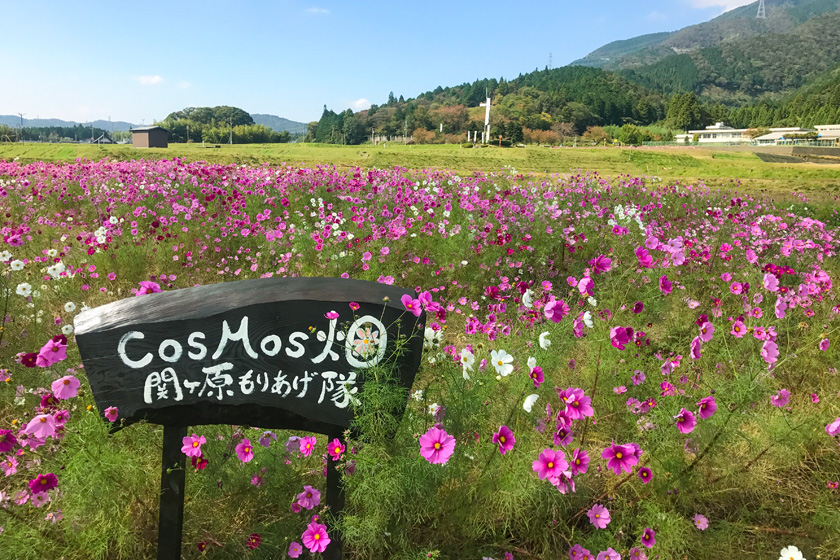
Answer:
(131, 126, 169, 148)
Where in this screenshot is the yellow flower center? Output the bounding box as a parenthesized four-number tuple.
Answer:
(335, 447, 341, 453)
(41, 478, 47, 485)
(39, 417, 47, 423)
(192, 441, 199, 447)
(244, 447, 251, 453)
(595, 514, 599, 518)
(497, 360, 503, 366)
(573, 401, 579, 407)
(63, 379, 70, 384)
(314, 534, 320, 540)
(499, 436, 505, 443)
(547, 462, 554, 468)
(434, 443, 441, 449)
(575, 459, 580, 465)
(616, 452, 622, 459)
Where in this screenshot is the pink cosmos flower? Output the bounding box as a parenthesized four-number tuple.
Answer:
(544, 298, 569, 323)
(3, 455, 18, 476)
(104, 406, 119, 422)
(0, 430, 17, 453)
(529, 366, 544, 388)
(825, 418, 840, 437)
(532, 448, 568, 480)
(181, 434, 206, 458)
(820, 338, 830, 352)
(296, 485, 321, 510)
(28, 473, 58, 494)
(675, 408, 697, 434)
(610, 326, 633, 350)
(419, 426, 456, 464)
(569, 544, 591, 559)
(302, 521, 330, 553)
(775, 297, 787, 319)
(638, 466, 653, 484)
(697, 396, 717, 419)
(400, 294, 422, 317)
(324, 311, 339, 320)
(690, 336, 702, 360)
(554, 423, 574, 447)
(36, 338, 68, 367)
(699, 322, 714, 342)
(51, 375, 80, 400)
(492, 425, 515, 455)
(641, 527, 656, 548)
(25, 414, 57, 439)
(587, 504, 610, 529)
(136, 281, 162, 296)
(693, 514, 709, 530)
(761, 340, 779, 366)
(577, 277, 594, 296)
(328, 438, 345, 461)
(288, 541, 303, 558)
(633, 301, 644, 314)
(235, 438, 255, 462)
(771, 388, 790, 408)
(31, 492, 50, 508)
(602, 442, 638, 475)
(659, 275, 672, 295)
(571, 448, 589, 476)
(300, 436, 317, 457)
(730, 320, 746, 338)
(597, 548, 620, 560)
(763, 273, 779, 292)
(628, 548, 648, 560)
(730, 282, 743, 295)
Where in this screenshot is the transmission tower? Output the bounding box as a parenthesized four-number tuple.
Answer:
(548, 52, 553, 69)
(757, 0, 766, 19)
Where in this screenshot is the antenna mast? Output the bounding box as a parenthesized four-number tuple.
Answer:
(757, 0, 766, 19)
(548, 52, 553, 69)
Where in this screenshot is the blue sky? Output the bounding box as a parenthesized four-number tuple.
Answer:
(0, 0, 754, 125)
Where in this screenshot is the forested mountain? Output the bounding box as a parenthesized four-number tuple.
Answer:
(250, 114, 306, 134)
(0, 116, 137, 131)
(574, 0, 840, 103)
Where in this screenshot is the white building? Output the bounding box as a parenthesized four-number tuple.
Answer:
(675, 123, 751, 144)
(815, 124, 840, 144)
(753, 127, 817, 145)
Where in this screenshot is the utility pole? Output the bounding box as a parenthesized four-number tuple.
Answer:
(229, 116, 233, 144)
(17, 113, 25, 142)
(187, 124, 190, 143)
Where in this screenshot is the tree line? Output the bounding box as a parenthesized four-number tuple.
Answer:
(157, 106, 294, 144)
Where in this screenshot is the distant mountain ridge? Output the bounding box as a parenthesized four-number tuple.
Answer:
(0, 115, 138, 131)
(250, 114, 306, 134)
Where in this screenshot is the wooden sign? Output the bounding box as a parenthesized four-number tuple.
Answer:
(74, 276, 426, 559)
(75, 276, 425, 433)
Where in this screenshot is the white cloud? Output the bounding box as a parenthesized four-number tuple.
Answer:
(689, 0, 755, 11)
(306, 7, 329, 14)
(351, 98, 371, 111)
(177, 81, 191, 89)
(136, 75, 164, 86)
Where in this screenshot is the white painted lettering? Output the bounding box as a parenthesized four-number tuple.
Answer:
(187, 331, 207, 360)
(212, 316, 258, 360)
(118, 331, 153, 369)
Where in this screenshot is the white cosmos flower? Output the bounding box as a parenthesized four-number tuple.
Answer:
(10, 260, 24, 271)
(527, 356, 537, 370)
(428, 403, 440, 416)
(64, 301, 76, 313)
(778, 545, 804, 560)
(412, 389, 424, 402)
(490, 349, 514, 377)
(0, 250, 11, 261)
(61, 324, 74, 336)
(460, 348, 475, 380)
(587, 296, 597, 307)
(539, 331, 551, 349)
(47, 248, 58, 257)
(583, 311, 594, 329)
(522, 289, 534, 308)
(423, 327, 442, 350)
(523, 394, 539, 412)
(15, 283, 32, 297)
(109, 216, 119, 225)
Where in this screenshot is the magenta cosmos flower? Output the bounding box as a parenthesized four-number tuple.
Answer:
(675, 408, 697, 434)
(659, 275, 672, 295)
(635, 247, 654, 268)
(532, 448, 569, 479)
(492, 425, 515, 455)
(571, 448, 589, 476)
(610, 326, 633, 350)
(819, 338, 830, 352)
(104, 406, 119, 422)
(181, 434, 206, 458)
(136, 281, 162, 296)
(697, 396, 717, 419)
(328, 438, 345, 461)
(544, 298, 570, 323)
(302, 521, 330, 553)
(730, 320, 746, 338)
(400, 294, 422, 317)
(235, 438, 255, 462)
(419, 426, 456, 464)
(641, 527, 656, 548)
(761, 340, 779, 366)
(638, 466, 653, 484)
(245, 533, 260, 549)
(28, 473, 58, 494)
(601, 442, 639, 475)
(690, 336, 702, 360)
(587, 504, 610, 529)
(299, 436, 317, 456)
(296, 485, 321, 510)
(529, 366, 544, 387)
(0, 429, 18, 453)
(569, 544, 591, 559)
(589, 255, 612, 274)
(771, 388, 790, 408)
(564, 388, 594, 420)
(597, 548, 620, 560)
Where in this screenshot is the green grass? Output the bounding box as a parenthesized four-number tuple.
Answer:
(3, 142, 840, 197)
